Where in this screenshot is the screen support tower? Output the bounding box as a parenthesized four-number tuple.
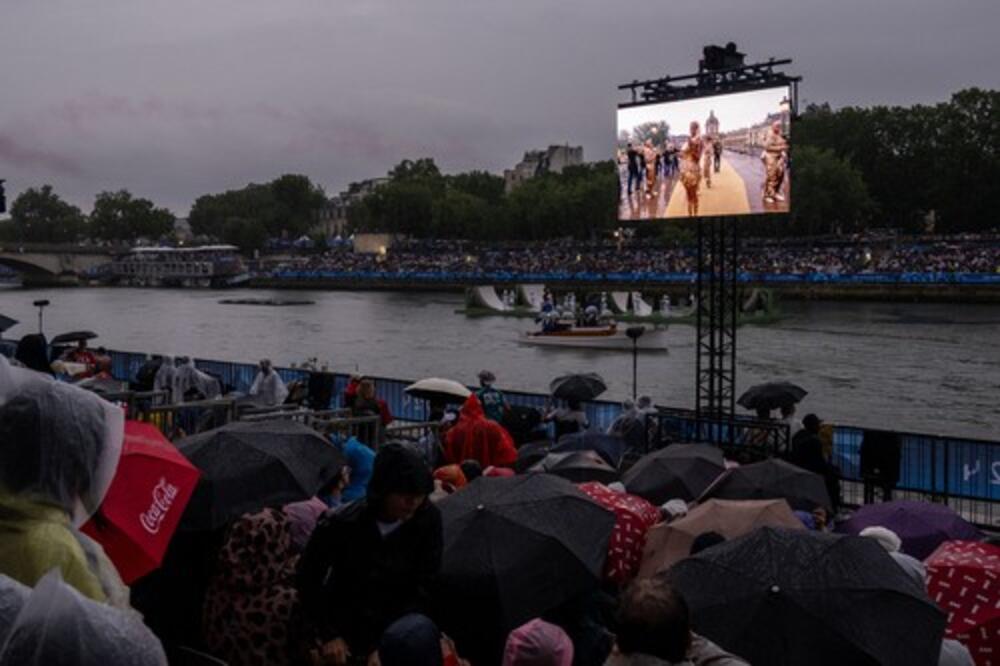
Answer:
(695, 217, 738, 441)
(618, 44, 800, 444)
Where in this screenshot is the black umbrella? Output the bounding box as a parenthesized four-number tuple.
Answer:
(668, 527, 946, 666)
(549, 373, 607, 402)
(514, 440, 552, 473)
(434, 475, 615, 662)
(697, 458, 831, 511)
(622, 443, 725, 504)
(552, 431, 625, 467)
(529, 451, 619, 484)
(176, 420, 345, 530)
(737, 381, 807, 412)
(50, 330, 99, 344)
(0, 314, 17, 335)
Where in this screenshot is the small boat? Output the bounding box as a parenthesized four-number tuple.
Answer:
(519, 324, 669, 351)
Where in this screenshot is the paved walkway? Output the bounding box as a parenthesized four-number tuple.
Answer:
(665, 156, 752, 218)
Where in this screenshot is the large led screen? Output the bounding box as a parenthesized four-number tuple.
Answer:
(617, 86, 791, 220)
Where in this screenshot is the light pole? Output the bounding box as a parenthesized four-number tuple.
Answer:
(626, 326, 645, 400)
(33, 300, 49, 335)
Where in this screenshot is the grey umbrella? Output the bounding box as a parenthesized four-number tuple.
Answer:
(737, 381, 807, 412)
(549, 373, 607, 402)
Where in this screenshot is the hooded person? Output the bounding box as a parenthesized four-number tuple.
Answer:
(249, 358, 289, 407)
(338, 436, 376, 504)
(152, 354, 177, 402)
(0, 356, 128, 607)
(503, 619, 574, 666)
(295, 443, 442, 665)
(0, 569, 167, 666)
(13, 335, 52, 377)
(172, 356, 221, 402)
(442, 395, 518, 469)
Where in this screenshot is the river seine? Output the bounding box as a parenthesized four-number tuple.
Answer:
(3, 286, 999, 441)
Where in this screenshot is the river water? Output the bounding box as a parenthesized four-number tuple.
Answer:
(3, 286, 999, 441)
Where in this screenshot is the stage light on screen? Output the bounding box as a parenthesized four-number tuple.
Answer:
(616, 85, 791, 220)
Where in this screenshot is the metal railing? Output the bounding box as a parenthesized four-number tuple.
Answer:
(2, 343, 997, 526)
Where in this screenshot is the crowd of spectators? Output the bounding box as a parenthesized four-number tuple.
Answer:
(259, 237, 1000, 279)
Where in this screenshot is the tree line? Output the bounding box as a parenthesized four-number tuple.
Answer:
(1, 88, 994, 248)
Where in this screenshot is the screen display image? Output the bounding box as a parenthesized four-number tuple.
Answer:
(617, 85, 791, 220)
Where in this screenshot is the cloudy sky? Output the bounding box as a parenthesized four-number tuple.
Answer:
(1, 0, 997, 214)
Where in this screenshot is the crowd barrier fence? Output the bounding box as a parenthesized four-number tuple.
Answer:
(0, 341, 996, 527)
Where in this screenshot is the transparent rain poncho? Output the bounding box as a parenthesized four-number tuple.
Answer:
(0, 576, 29, 647)
(0, 570, 167, 666)
(173, 357, 221, 402)
(152, 354, 176, 402)
(249, 364, 289, 406)
(0, 355, 124, 527)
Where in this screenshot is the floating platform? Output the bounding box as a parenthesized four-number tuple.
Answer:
(219, 298, 316, 306)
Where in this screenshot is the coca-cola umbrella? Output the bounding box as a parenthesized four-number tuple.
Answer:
(577, 482, 661, 585)
(81, 421, 200, 584)
(925, 540, 1000, 665)
(177, 420, 345, 531)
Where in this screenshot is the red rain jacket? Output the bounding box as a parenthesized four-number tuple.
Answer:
(443, 395, 518, 468)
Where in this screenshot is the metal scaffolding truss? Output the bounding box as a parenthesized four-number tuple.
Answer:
(695, 218, 739, 435)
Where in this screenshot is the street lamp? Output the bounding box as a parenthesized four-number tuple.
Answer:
(32, 300, 50, 335)
(626, 326, 645, 400)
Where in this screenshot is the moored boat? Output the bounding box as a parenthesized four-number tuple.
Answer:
(519, 324, 669, 351)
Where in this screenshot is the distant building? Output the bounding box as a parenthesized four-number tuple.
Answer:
(504, 144, 584, 193)
(173, 217, 193, 242)
(314, 177, 390, 237)
(705, 110, 720, 139)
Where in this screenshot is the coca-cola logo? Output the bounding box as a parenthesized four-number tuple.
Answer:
(139, 478, 179, 535)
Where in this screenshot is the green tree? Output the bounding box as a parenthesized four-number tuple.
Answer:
(446, 171, 505, 205)
(188, 174, 327, 242)
(90, 190, 174, 241)
(790, 146, 874, 235)
(9, 185, 86, 243)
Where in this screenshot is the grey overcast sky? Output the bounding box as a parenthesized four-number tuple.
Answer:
(1, 0, 997, 214)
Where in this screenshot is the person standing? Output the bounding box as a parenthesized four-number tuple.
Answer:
(702, 134, 714, 189)
(762, 120, 789, 204)
(679, 122, 704, 217)
(643, 140, 659, 198)
(626, 143, 641, 196)
(476, 370, 509, 423)
(713, 139, 723, 173)
(296, 444, 442, 666)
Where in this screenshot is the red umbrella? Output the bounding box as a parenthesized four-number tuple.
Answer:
(926, 540, 1000, 665)
(577, 482, 660, 585)
(81, 420, 200, 583)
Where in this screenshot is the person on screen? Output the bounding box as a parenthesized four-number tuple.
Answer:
(702, 134, 714, 188)
(626, 143, 642, 196)
(762, 120, 789, 204)
(643, 140, 658, 198)
(680, 121, 704, 216)
(713, 138, 723, 173)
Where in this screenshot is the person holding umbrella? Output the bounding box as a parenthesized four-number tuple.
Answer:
(296, 443, 442, 666)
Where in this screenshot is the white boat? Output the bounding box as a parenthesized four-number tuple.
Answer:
(519, 324, 669, 351)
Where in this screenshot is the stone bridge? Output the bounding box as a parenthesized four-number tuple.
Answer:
(0, 244, 119, 286)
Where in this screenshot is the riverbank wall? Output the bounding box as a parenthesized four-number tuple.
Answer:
(248, 277, 1000, 304)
